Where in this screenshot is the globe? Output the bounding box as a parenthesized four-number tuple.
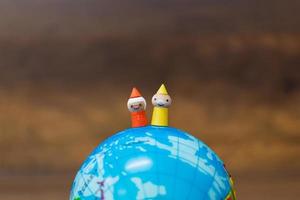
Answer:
(70, 126, 235, 200)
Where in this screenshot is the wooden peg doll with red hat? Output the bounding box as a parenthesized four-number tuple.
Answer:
(127, 87, 147, 128)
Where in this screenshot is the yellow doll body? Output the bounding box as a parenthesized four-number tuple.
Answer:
(151, 107, 168, 126)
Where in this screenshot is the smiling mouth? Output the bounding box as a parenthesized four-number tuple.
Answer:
(157, 103, 165, 107)
(132, 105, 140, 110)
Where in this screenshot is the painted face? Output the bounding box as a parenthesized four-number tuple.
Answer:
(127, 97, 146, 112)
(152, 94, 172, 108)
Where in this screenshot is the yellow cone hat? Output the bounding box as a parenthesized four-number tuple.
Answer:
(157, 84, 168, 95)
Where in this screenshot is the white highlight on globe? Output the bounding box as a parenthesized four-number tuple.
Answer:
(125, 157, 153, 173)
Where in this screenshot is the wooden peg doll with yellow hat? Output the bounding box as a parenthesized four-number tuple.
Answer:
(151, 84, 172, 126)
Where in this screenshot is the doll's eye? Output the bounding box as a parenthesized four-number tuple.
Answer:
(139, 104, 142, 106)
(131, 105, 133, 108)
(166, 99, 169, 102)
(154, 98, 157, 101)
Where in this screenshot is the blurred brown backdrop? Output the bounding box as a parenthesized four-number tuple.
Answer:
(0, 0, 300, 199)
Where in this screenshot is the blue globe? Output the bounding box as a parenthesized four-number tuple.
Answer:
(70, 126, 234, 200)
